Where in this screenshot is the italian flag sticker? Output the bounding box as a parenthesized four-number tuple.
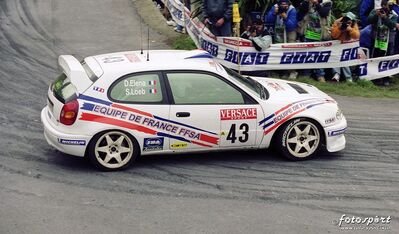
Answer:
(148, 80, 156, 85)
(149, 88, 157, 94)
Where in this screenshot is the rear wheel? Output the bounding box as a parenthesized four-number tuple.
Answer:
(276, 118, 323, 160)
(88, 131, 139, 171)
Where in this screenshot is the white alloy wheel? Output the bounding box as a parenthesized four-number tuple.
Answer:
(89, 131, 137, 170)
(277, 118, 322, 160)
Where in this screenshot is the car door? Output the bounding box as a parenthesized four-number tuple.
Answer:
(165, 71, 261, 151)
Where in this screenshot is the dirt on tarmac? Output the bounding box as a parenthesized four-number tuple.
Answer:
(0, 1, 398, 234)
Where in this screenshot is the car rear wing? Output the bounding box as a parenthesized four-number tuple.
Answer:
(58, 55, 93, 94)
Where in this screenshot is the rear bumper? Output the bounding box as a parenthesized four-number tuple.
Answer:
(324, 117, 347, 152)
(41, 107, 90, 157)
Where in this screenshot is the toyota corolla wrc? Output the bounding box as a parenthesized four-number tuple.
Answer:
(41, 50, 347, 171)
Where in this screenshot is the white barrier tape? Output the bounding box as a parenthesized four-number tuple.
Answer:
(164, 0, 398, 81)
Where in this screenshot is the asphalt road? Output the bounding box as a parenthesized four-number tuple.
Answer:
(0, 0, 398, 233)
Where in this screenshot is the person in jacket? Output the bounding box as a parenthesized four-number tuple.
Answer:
(239, 19, 272, 77)
(331, 12, 360, 82)
(368, 0, 397, 57)
(297, 0, 333, 82)
(265, 0, 298, 79)
(360, 25, 373, 50)
(368, 0, 398, 85)
(241, 19, 273, 51)
(202, 0, 233, 36)
(265, 0, 298, 43)
(359, 0, 374, 28)
(388, 0, 399, 54)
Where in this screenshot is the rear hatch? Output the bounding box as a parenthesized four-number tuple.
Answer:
(47, 55, 102, 125)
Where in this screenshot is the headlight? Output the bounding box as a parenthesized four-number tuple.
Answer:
(336, 108, 343, 120)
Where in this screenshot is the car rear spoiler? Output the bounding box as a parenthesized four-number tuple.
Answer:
(58, 55, 93, 93)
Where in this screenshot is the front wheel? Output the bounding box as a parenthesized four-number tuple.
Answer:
(88, 131, 139, 171)
(276, 118, 323, 160)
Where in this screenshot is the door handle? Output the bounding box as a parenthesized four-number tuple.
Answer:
(176, 112, 190, 117)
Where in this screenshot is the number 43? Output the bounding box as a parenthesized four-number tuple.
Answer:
(226, 123, 249, 143)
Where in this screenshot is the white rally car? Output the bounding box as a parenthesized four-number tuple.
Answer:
(41, 50, 347, 171)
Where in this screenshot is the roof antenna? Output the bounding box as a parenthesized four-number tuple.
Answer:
(140, 18, 143, 54)
(146, 28, 150, 61)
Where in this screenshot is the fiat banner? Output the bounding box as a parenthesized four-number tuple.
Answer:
(358, 54, 399, 80)
(165, 0, 399, 80)
(164, 0, 187, 27)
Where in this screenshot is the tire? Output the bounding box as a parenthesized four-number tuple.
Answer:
(276, 118, 323, 160)
(88, 130, 139, 171)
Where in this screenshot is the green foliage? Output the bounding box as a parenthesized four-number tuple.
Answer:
(173, 35, 197, 50)
(190, 0, 203, 19)
(355, 79, 379, 90)
(332, 0, 361, 19)
(295, 76, 399, 99)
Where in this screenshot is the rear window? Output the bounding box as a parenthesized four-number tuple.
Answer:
(52, 73, 78, 103)
(109, 73, 162, 103)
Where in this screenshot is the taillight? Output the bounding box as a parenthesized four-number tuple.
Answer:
(60, 99, 79, 125)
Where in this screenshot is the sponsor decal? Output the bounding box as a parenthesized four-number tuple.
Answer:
(58, 139, 86, 146)
(83, 104, 130, 120)
(266, 82, 285, 91)
(103, 56, 124, 63)
(281, 41, 333, 48)
(358, 63, 368, 76)
(222, 38, 252, 47)
(201, 39, 218, 57)
(143, 137, 164, 151)
(171, 142, 188, 149)
(340, 47, 358, 61)
(282, 119, 300, 147)
(328, 127, 347, 137)
(280, 51, 331, 64)
(123, 80, 154, 96)
(220, 108, 257, 120)
(124, 80, 147, 87)
(78, 95, 219, 147)
(126, 88, 146, 96)
(125, 54, 141, 63)
(378, 59, 399, 72)
(325, 117, 336, 124)
(93, 86, 105, 93)
(206, 61, 224, 72)
(259, 98, 335, 135)
(224, 49, 269, 65)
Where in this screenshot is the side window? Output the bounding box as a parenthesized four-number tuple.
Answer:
(167, 72, 245, 104)
(109, 73, 162, 103)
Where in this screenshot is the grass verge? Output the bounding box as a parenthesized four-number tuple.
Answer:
(173, 35, 399, 99)
(172, 35, 197, 50)
(294, 76, 399, 99)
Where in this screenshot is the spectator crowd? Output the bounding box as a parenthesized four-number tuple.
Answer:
(155, 0, 399, 85)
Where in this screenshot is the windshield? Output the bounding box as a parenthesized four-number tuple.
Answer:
(222, 65, 269, 100)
